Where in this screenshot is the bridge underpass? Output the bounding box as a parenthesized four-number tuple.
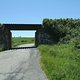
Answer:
(0, 23, 53, 50)
(3, 24, 42, 49)
(11, 30, 36, 49)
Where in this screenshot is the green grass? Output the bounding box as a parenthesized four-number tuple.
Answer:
(0, 48, 2, 51)
(12, 37, 35, 47)
(38, 43, 80, 80)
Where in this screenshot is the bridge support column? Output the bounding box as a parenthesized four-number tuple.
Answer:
(3, 29, 12, 50)
(8, 31, 12, 49)
(35, 31, 39, 47)
(0, 25, 12, 50)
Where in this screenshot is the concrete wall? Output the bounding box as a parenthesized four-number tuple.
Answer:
(37, 29, 53, 44)
(0, 25, 53, 50)
(0, 24, 11, 50)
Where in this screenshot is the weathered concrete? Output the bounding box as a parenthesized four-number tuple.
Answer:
(4, 24, 42, 30)
(0, 24, 53, 50)
(0, 24, 12, 50)
(37, 29, 54, 44)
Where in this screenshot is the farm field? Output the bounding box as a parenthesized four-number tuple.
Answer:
(12, 37, 35, 47)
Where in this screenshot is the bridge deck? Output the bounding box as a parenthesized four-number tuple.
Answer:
(4, 24, 42, 30)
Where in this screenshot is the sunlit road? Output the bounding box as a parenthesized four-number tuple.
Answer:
(0, 44, 47, 80)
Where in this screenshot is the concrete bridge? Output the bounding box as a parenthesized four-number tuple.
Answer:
(0, 24, 53, 50)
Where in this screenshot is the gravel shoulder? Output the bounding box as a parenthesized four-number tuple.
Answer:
(0, 44, 48, 80)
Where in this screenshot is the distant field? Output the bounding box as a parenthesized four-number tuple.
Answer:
(12, 37, 35, 47)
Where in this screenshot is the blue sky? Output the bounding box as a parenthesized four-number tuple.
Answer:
(0, 0, 80, 37)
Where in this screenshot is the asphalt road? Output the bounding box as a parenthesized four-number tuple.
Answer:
(0, 44, 48, 80)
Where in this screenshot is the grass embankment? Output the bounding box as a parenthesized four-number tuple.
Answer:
(12, 37, 35, 47)
(38, 43, 80, 80)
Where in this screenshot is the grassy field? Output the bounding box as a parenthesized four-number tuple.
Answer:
(38, 43, 80, 80)
(12, 37, 35, 47)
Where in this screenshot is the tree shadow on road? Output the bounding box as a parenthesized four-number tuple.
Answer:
(11, 46, 36, 50)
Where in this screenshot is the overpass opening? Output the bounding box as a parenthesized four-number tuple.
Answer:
(2, 24, 42, 50)
(11, 30, 36, 49)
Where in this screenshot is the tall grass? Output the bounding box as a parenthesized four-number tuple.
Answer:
(38, 43, 80, 80)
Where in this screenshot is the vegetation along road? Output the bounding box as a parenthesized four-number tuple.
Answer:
(0, 44, 48, 80)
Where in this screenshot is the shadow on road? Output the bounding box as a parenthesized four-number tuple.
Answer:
(11, 46, 36, 50)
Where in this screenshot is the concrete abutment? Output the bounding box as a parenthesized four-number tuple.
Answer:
(0, 24, 53, 50)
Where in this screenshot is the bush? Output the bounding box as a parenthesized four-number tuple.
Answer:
(74, 37, 80, 49)
(42, 18, 80, 43)
(60, 35, 71, 43)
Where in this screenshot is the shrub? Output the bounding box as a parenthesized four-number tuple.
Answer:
(42, 18, 80, 43)
(74, 37, 80, 49)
